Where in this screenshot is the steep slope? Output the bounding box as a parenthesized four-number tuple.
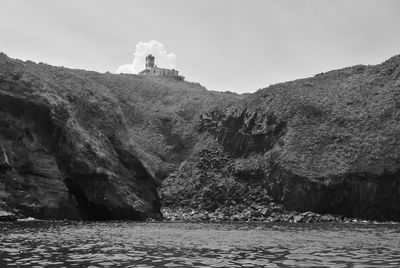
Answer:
(161, 55, 400, 221)
(0, 53, 241, 220)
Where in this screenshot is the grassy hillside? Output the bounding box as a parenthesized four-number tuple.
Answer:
(3, 50, 399, 221)
(162, 54, 400, 221)
(1, 53, 242, 181)
(239, 56, 400, 178)
(0, 52, 241, 220)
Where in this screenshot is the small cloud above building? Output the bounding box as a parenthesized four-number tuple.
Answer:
(117, 40, 176, 74)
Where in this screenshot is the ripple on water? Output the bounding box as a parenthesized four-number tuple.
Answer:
(0, 221, 399, 267)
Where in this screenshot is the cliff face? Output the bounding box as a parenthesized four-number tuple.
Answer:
(2, 52, 400, 221)
(0, 53, 241, 220)
(162, 55, 400, 221)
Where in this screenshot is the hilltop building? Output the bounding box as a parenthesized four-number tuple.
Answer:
(139, 54, 184, 81)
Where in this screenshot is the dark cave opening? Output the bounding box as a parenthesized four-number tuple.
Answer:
(64, 177, 113, 220)
(64, 176, 146, 221)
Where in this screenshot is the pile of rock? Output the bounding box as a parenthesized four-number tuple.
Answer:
(161, 206, 360, 223)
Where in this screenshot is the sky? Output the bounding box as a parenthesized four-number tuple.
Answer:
(1, 0, 400, 93)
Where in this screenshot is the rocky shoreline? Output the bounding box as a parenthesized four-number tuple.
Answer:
(1, 206, 396, 224)
(0, 210, 17, 222)
(161, 207, 387, 224)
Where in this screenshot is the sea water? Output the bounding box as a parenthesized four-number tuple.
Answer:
(0, 221, 399, 267)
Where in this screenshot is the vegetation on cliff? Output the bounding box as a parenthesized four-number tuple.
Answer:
(0, 52, 241, 220)
(161, 54, 400, 221)
(1, 51, 400, 221)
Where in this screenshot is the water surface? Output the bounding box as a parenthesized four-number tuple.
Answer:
(0, 221, 399, 267)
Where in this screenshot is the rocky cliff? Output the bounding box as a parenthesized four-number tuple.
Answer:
(0, 53, 241, 220)
(2, 52, 400, 221)
(162, 55, 400, 221)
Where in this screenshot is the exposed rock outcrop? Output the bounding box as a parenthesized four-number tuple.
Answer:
(0, 53, 241, 220)
(0, 76, 161, 220)
(162, 55, 400, 221)
(2, 51, 400, 222)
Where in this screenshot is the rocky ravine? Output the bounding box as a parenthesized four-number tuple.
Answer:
(0, 53, 240, 220)
(1, 52, 400, 222)
(161, 55, 400, 221)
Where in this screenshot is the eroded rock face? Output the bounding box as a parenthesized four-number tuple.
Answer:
(200, 108, 287, 157)
(267, 167, 400, 220)
(0, 51, 242, 220)
(162, 54, 400, 221)
(0, 53, 161, 220)
(0, 90, 78, 219)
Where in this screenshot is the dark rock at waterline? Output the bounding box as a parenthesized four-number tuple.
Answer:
(0, 210, 17, 221)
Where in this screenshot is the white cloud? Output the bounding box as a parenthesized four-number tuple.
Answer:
(116, 40, 177, 74)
